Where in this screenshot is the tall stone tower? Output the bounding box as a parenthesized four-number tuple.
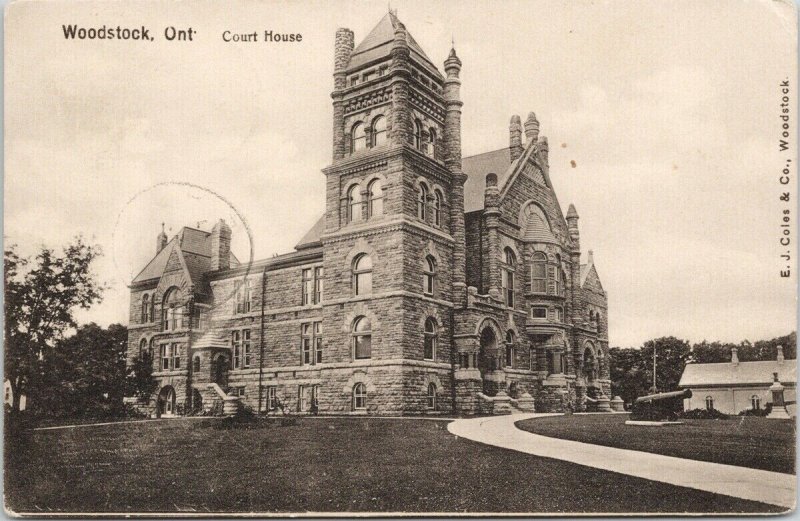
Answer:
(320, 12, 461, 413)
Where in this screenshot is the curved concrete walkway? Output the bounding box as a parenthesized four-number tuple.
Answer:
(448, 414, 796, 510)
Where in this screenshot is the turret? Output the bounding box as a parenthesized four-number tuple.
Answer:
(509, 115, 523, 162)
(389, 22, 412, 147)
(566, 203, 580, 250)
(156, 223, 168, 254)
(331, 27, 354, 160)
(444, 46, 466, 291)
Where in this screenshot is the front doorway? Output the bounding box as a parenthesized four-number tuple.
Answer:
(212, 353, 229, 388)
(478, 327, 501, 395)
(158, 386, 176, 417)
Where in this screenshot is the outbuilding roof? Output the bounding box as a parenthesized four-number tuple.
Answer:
(679, 359, 797, 387)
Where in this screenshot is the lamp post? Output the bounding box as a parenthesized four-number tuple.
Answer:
(650, 345, 658, 394)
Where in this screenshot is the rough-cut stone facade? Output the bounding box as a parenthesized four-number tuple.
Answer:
(125, 12, 610, 417)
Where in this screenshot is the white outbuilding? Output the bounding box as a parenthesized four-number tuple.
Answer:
(678, 346, 796, 416)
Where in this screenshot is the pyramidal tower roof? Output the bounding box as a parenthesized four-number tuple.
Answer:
(348, 12, 441, 77)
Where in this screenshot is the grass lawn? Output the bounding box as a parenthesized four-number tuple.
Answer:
(5, 416, 783, 514)
(517, 414, 795, 474)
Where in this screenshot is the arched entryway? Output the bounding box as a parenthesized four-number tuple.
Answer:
(211, 353, 229, 388)
(158, 386, 176, 417)
(478, 323, 504, 395)
(583, 344, 598, 383)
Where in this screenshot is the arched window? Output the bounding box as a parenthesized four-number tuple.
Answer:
(560, 270, 567, 297)
(427, 382, 437, 409)
(351, 122, 366, 152)
(433, 190, 443, 227)
(414, 119, 423, 149)
(235, 279, 251, 314)
(705, 396, 714, 411)
(423, 256, 436, 296)
(352, 254, 373, 296)
(531, 252, 547, 293)
(141, 294, 150, 323)
(193, 356, 201, 372)
(353, 382, 367, 410)
(751, 395, 761, 410)
(148, 338, 155, 357)
(424, 317, 437, 360)
(505, 331, 515, 368)
(427, 128, 436, 157)
(417, 183, 429, 220)
(366, 179, 383, 218)
(502, 248, 516, 307)
(372, 116, 387, 147)
(352, 317, 372, 359)
(162, 287, 185, 331)
(139, 338, 147, 356)
(347, 184, 362, 223)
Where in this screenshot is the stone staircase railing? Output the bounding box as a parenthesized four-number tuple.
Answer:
(207, 383, 241, 416)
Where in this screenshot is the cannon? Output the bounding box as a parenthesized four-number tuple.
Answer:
(630, 389, 692, 421)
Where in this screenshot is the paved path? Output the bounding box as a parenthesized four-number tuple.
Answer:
(448, 414, 796, 510)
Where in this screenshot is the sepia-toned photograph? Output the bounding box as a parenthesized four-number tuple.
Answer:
(3, 0, 798, 516)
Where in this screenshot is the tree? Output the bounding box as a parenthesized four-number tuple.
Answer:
(609, 347, 649, 406)
(4, 239, 105, 414)
(127, 350, 158, 402)
(640, 337, 691, 393)
(38, 323, 128, 417)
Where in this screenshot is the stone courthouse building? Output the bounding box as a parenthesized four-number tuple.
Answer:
(126, 13, 610, 416)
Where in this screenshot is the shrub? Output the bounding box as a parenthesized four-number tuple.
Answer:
(678, 408, 729, 420)
(738, 403, 772, 417)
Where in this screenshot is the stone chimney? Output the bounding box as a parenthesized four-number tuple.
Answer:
(777, 345, 785, 364)
(731, 346, 739, 365)
(210, 219, 232, 271)
(524, 112, 539, 143)
(509, 115, 523, 162)
(156, 223, 168, 254)
(587, 250, 594, 266)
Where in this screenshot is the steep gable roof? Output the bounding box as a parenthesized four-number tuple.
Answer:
(295, 215, 325, 250)
(348, 12, 440, 77)
(462, 148, 515, 213)
(131, 227, 239, 291)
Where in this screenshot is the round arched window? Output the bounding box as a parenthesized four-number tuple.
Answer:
(351, 122, 366, 152)
(353, 382, 367, 410)
(372, 116, 387, 147)
(424, 317, 437, 360)
(352, 254, 373, 295)
(352, 316, 372, 359)
(427, 382, 437, 409)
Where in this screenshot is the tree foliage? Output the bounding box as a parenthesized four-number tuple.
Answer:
(37, 323, 128, 417)
(127, 350, 158, 401)
(610, 333, 795, 406)
(4, 239, 105, 414)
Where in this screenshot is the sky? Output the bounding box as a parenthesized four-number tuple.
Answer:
(5, 0, 797, 347)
